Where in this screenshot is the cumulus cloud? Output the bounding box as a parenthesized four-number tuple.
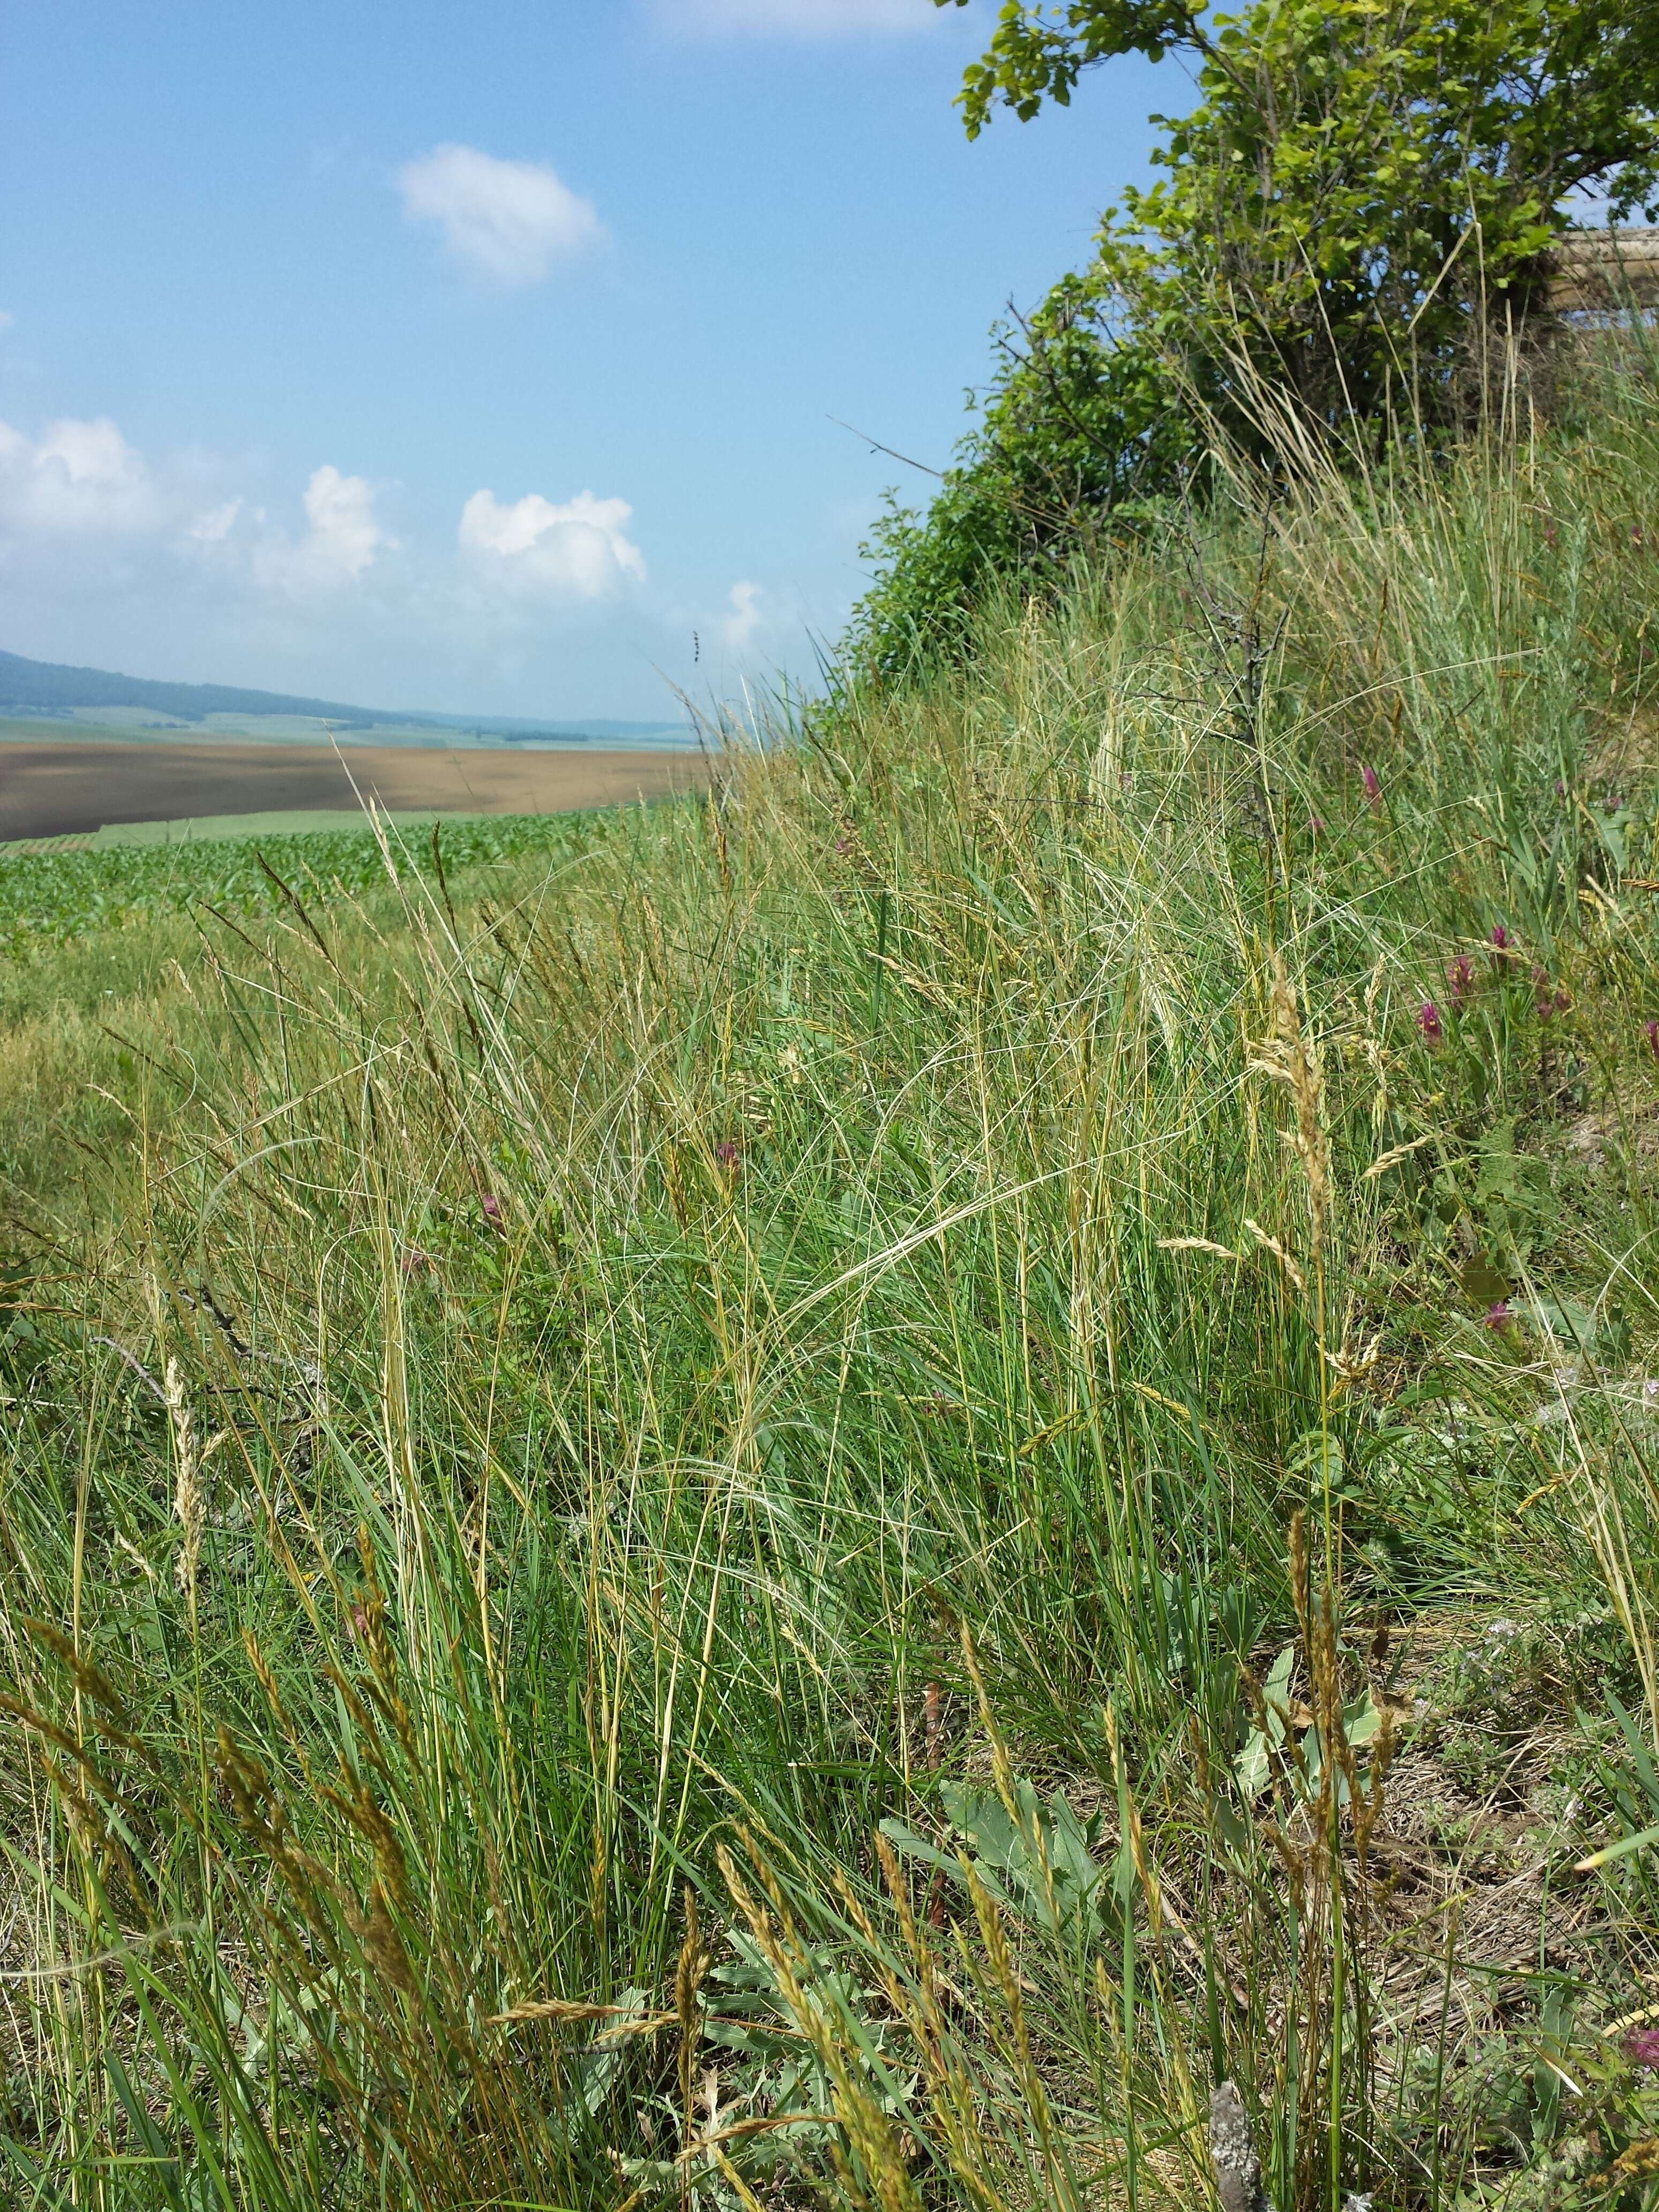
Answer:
(459, 487, 646, 599)
(187, 497, 243, 544)
(656, 0, 943, 33)
(0, 414, 161, 534)
(0, 398, 668, 714)
(721, 580, 765, 651)
(397, 145, 602, 286)
(253, 467, 394, 595)
(300, 465, 387, 580)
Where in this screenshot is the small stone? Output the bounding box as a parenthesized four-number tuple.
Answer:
(1210, 2082, 1274, 2212)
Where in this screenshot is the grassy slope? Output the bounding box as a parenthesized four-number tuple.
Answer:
(3, 356, 1659, 2209)
(0, 813, 617, 1215)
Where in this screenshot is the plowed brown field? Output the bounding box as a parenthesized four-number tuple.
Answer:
(0, 739, 709, 841)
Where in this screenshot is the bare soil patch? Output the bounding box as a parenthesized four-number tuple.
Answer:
(0, 739, 709, 840)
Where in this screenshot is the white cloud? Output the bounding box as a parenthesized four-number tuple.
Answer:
(301, 465, 387, 579)
(460, 487, 646, 599)
(397, 145, 602, 286)
(722, 580, 765, 651)
(253, 466, 394, 595)
(0, 414, 161, 533)
(0, 398, 687, 718)
(188, 497, 242, 544)
(657, 0, 945, 33)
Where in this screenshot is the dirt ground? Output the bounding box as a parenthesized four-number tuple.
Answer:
(0, 740, 710, 840)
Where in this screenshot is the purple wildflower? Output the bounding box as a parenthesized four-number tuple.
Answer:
(1646, 1019, 1659, 1062)
(1533, 967, 1568, 1019)
(1361, 763, 1382, 810)
(1491, 922, 1513, 953)
(1544, 519, 1559, 550)
(1482, 1301, 1514, 1330)
(1310, 814, 1327, 835)
(400, 1246, 437, 1278)
(1447, 955, 1476, 1006)
(1627, 2028, 1659, 2070)
(481, 1192, 506, 1231)
(714, 1140, 741, 1169)
(1417, 1000, 1444, 1046)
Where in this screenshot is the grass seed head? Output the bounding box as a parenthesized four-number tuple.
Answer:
(166, 1356, 204, 1602)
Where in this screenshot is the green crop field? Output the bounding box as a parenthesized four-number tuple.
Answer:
(0, 809, 601, 945)
(5, 349, 1659, 2212)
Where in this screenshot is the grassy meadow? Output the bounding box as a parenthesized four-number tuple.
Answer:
(6, 345, 1659, 2211)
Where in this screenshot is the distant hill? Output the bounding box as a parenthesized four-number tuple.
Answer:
(0, 648, 689, 744)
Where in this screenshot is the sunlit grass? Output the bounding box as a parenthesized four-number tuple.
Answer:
(4, 337, 1659, 2209)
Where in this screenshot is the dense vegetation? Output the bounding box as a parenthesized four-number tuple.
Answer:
(854, 0, 1659, 675)
(3, 325, 1659, 2208)
(7, 18, 1659, 2200)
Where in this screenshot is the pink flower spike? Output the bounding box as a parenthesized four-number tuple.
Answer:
(481, 1193, 506, 1230)
(1482, 1300, 1514, 1329)
(1417, 1000, 1444, 1045)
(1532, 967, 1567, 1019)
(1361, 763, 1382, 809)
(714, 1140, 741, 1169)
(1645, 1019, 1659, 1061)
(1447, 955, 1475, 1006)
(1627, 2028, 1659, 2070)
(1490, 923, 1512, 952)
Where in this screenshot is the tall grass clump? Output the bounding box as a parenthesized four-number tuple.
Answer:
(5, 336, 1659, 2209)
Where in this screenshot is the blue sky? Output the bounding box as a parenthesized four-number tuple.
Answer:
(0, 1, 1168, 719)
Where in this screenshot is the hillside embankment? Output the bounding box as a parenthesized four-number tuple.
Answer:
(3, 342, 1659, 2209)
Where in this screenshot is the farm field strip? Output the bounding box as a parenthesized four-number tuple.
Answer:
(0, 736, 709, 840)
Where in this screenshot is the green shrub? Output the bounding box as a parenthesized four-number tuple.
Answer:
(850, 276, 1192, 682)
(851, 0, 1659, 674)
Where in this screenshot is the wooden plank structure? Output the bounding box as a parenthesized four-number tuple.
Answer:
(1544, 226, 1659, 311)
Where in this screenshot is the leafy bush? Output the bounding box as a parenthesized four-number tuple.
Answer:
(850, 277, 1191, 682)
(1082, 0, 1659, 426)
(851, 0, 1659, 674)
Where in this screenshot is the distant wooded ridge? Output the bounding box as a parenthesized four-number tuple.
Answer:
(0, 648, 688, 742)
